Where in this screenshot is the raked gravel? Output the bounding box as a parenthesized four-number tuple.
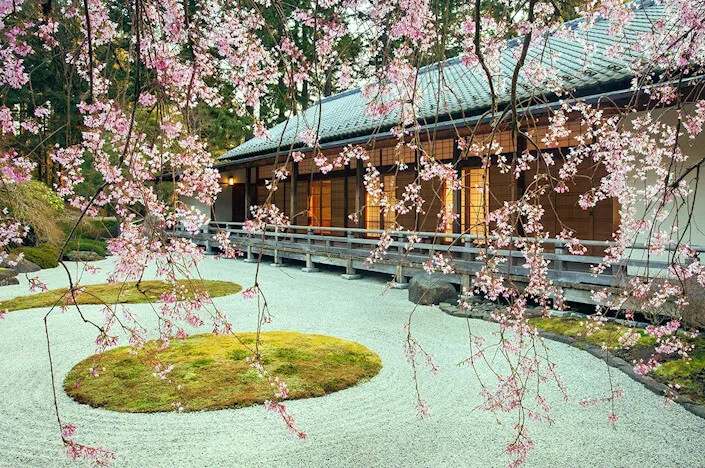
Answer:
(0, 258, 704, 468)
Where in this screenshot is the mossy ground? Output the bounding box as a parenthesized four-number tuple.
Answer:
(64, 331, 382, 412)
(530, 316, 705, 405)
(1, 279, 242, 312)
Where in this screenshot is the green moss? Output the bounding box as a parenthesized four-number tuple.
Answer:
(275, 363, 300, 375)
(531, 316, 705, 405)
(63, 331, 383, 413)
(192, 358, 214, 369)
(22, 243, 59, 269)
(0, 279, 242, 312)
(653, 337, 705, 403)
(274, 347, 316, 361)
(529, 316, 655, 350)
(227, 349, 250, 361)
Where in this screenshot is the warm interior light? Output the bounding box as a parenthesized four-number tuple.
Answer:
(228, 177, 234, 186)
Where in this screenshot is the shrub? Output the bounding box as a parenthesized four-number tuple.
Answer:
(22, 244, 59, 269)
(63, 217, 119, 242)
(0, 181, 65, 246)
(64, 237, 107, 257)
(85, 218, 119, 240)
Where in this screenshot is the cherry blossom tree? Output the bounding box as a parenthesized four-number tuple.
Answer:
(1, 0, 705, 466)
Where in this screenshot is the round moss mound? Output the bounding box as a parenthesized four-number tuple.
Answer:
(64, 331, 382, 413)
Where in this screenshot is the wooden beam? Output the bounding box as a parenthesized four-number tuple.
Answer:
(452, 138, 462, 234)
(343, 170, 349, 228)
(244, 166, 251, 219)
(290, 161, 298, 224)
(355, 162, 364, 229)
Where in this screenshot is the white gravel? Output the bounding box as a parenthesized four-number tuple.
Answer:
(0, 257, 704, 467)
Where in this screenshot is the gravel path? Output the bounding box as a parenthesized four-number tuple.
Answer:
(1, 258, 704, 467)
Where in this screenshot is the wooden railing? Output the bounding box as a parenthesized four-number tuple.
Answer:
(173, 221, 703, 301)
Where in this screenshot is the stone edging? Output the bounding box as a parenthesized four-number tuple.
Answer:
(437, 302, 705, 420)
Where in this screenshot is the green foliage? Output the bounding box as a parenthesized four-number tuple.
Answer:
(64, 238, 108, 257)
(0, 181, 65, 246)
(21, 244, 59, 269)
(88, 218, 119, 239)
(27, 181, 64, 213)
(194, 85, 252, 156)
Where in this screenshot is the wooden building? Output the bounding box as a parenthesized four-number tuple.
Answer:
(183, 2, 705, 299)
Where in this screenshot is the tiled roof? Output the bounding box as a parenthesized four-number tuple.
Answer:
(220, 1, 662, 162)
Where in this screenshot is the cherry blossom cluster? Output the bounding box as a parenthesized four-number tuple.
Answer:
(2, 0, 705, 466)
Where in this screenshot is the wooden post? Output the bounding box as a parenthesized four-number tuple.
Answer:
(341, 230, 361, 279)
(290, 161, 298, 225)
(270, 230, 282, 267)
(355, 163, 364, 229)
(243, 244, 257, 263)
(390, 263, 409, 289)
(515, 133, 527, 238)
(554, 246, 565, 272)
(301, 228, 319, 272)
(244, 166, 252, 220)
(452, 137, 462, 235)
(343, 171, 349, 228)
(461, 273, 471, 294)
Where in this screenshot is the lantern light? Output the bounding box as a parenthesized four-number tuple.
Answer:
(228, 177, 234, 186)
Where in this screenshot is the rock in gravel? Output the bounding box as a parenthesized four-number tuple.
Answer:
(439, 302, 461, 316)
(524, 307, 544, 318)
(64, 250, 104, 262)
(0, 268, 19, 286)
(12, 258, 41, 273)
(408, 274, 458, 305)
(682, 276, 705, 328)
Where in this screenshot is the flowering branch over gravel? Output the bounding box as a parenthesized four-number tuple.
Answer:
(2, 0, 705, 466)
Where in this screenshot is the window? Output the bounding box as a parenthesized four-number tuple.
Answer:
(308, 180, 332, 228)
(381, 145, 416, 166)
(443, 182, 455, 235)
(365, 174, 395, 230)
(463, 167, 488, 235)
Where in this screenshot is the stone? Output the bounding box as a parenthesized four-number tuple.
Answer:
(408, 274, 458, 305)
(524, 307, 545, 318)
(341, 274, 361, 280)
(469, 308, 485, 319)
(301, 267, 320, 273)
(682, 276, 705, 329)
(64, 250, 104, 262)
(0, 268, 19, 286)
(12, 258, 41, 273)
(460, 294, 484, 305)
(438, 302, 460, 315)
